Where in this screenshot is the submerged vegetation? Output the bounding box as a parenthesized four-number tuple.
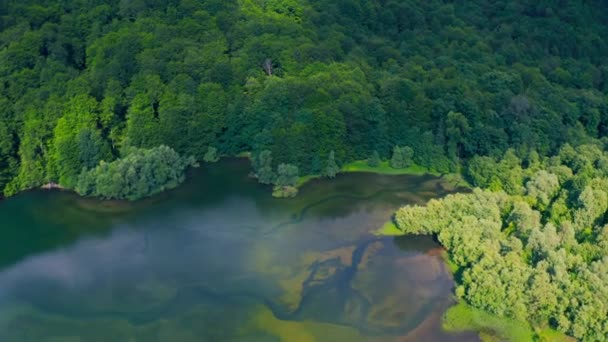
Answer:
(0, 164, 465, 342)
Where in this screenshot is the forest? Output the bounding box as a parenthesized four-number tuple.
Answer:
(2, 0, 608, 340)
(396, 143, 608, 340)
(1, 0, 608, 198)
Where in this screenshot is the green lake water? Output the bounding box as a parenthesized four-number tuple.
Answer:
(0, 159, 477, 341)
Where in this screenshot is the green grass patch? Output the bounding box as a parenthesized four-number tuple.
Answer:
(340, 160, 439, 176)
(443, 303, 535, 342)
(295, 161, 438, 188)
(374, 221, 403, 236)
(295, 160, 463, 190)
(536, 328, 573, 342)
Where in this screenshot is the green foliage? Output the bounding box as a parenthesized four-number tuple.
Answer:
(310, 154, 321, 174)
(272, 163, 299, 198)
(367, 151, 380, 167)
(203, 146, 219, 163)
(50, 95, 111, 188)
(76, 145, 195, 201)
(2, 0, 608, 198)
(253, 150, 275, 185)
(272, 185, 298, 198)
(445, 111, 470, 161)
(2, 2, 608, 338)
(274, 163, 299, 187)
(375, 221, 401, 236)
(390, 146, 413, 169)
(341, 160, 437, 176)
(525, 171, 560, 210)
(443, 303, 535, 342)
(467, 150, 524, 194)
(396, 144, 608, 341)
(324, 150, 339, 178)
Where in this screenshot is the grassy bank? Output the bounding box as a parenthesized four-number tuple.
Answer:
(373, 221, 402, 236)
(443, 303, 535, 341)
(228, 155, 469, 191)
(443, 303, 571, 342)
(340, 160, 439, 176)
(296, 160, 452, 189)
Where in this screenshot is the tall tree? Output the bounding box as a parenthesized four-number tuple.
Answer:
(324, 150, 340, 178)
(368, 150, 380, 167)
(254, 150, 275, 184)
(390, 146, 413, 169)
(275, 163, 299, 187)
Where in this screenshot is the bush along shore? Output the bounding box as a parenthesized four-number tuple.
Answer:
(390, 144, 608, 341)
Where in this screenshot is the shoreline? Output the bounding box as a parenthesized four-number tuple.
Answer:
(41, 182, 66, 190)
(297, 160, 470, 190)
(2, 156, 469, 203)
(376, 224, 572, 342)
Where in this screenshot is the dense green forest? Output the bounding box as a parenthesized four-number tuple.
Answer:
(1, 0, 608, 198)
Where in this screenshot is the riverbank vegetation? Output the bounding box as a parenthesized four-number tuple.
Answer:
(343, 160, 435, 176)
(442, 303, 535, 342)
(76, 145, 196, 200)
(395, 143, 608, 341)
(1, 1, 608, 199)
(2, 1, 608, 338)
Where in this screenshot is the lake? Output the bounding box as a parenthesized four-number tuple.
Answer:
(0, 159, 476, 341)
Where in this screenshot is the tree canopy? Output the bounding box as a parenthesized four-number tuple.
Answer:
(3, 1, 608, 339)
(1, 0, 607, 197)
(76, 145, 195, 201)
(395, 143, 608, 340)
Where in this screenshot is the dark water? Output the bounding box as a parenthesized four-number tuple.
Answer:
(0, 159, 476, 341)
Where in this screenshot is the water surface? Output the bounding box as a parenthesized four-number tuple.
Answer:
(0, 159, 476, 341)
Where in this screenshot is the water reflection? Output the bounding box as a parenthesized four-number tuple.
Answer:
(0, 159, 476, 341)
